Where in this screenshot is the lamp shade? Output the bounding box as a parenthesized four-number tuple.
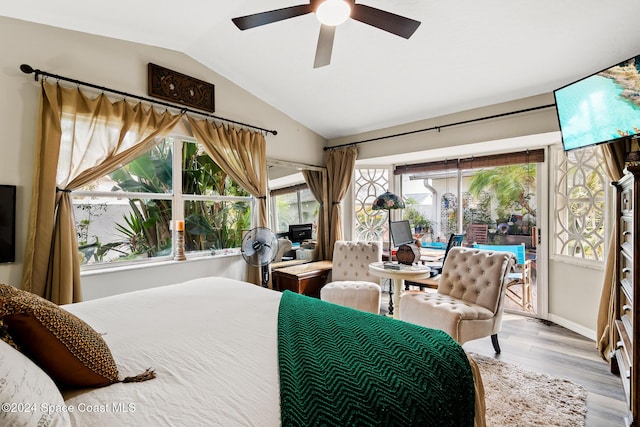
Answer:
(372, 191, 405, 211)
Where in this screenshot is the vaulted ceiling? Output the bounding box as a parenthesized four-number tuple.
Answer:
(2, 1, 639, 140)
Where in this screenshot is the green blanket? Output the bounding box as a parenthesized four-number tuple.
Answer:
(277, 291, 475, 427)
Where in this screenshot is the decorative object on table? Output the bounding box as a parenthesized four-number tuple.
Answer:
(240, 227, 279, 288)
(395, 243, 421, 265)
(372, 191, 405, 258)
(174, 220, 186, 261)
(148, 63, 215, 112)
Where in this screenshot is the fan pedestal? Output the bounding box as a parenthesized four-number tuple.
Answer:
(261, 265, 270, 288)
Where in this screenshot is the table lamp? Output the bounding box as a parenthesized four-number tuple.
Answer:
(372, 191, 405, 260)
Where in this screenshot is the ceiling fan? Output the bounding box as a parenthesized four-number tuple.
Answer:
(232, 0, 421, 68)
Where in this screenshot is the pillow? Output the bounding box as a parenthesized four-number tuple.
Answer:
(0, 339, 71, 427)
(0, 284, 119, 388)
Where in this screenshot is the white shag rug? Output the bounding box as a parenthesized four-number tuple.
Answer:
(473, 353, 588, 427)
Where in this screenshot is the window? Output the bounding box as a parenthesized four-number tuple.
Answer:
(271, 186, 319, 237)
(553, 145, 607, 261)
(73, 137, 252, 267)
(353, 168, 389, 241)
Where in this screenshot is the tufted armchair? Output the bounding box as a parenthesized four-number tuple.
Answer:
(320, 240, 382, 314)
(400, 247, 515, 353)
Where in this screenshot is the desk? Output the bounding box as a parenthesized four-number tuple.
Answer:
(272, 261, 333, 298)
(368, 262, 430, 319)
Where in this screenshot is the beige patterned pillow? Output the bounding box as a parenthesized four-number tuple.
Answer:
(0, 284, 119, 388)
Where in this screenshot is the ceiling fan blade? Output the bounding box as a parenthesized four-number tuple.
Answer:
(314, 24, 336, 68)
(232, 4, 314, 30)
(351, 4, 421, 39)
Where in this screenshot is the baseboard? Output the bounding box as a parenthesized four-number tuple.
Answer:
(548, 314, 596, 341)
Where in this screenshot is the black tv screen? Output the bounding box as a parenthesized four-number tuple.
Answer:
(288, 223, 312, 243)
(390, 220, 414, 247)
(554, 54, 640, 151)
(0, 185, 16, 263)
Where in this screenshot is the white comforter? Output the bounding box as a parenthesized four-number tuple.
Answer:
(62, 277, 282, 427)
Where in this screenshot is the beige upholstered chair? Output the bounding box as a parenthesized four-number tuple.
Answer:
(320, 240, 382, 314)
(400, 247, 515, 353)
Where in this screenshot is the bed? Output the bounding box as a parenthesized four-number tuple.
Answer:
(0, 277, 486, 426)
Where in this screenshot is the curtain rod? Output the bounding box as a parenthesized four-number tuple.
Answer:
(19, 64, 278, 136)
(324, 103, 556, 151)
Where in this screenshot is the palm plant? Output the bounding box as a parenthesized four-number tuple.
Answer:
(109, 142, 173, 257)
(468, 164, 536, 224)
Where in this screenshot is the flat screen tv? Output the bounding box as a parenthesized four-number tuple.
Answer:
(390, 220, 414, 247)
(0, 185, 16, 263)
(288, 223, 312, 243)
(554, 53, 640, 151)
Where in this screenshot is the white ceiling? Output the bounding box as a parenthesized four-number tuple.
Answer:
(2, 1, 639, 141)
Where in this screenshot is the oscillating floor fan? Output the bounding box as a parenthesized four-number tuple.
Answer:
(241, 227, 279, 288)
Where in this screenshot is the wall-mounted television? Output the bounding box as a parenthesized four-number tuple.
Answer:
(554, 54, 640, 151)
(390, 220, 414, 247)
(288, 223, 312, 243)
(0, 185, 16, 263)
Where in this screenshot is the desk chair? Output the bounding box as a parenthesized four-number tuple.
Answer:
(404, 234, 464, 290)
(473, 243, 533, 311)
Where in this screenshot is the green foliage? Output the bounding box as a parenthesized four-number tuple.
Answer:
(468, 164, 536, 222)
(80, 139, 251, 263)
(181, 142, 250, 251)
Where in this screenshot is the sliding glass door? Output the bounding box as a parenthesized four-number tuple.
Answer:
(398, 151, 543, 316)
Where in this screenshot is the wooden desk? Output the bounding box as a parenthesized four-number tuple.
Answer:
(272, 261, 333, 298)
(368, 262, 430, 319)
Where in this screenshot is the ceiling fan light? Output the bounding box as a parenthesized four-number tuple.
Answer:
(316, 0, 351, 26)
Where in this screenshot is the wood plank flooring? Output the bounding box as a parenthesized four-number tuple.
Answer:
(381, 290, 628, 426)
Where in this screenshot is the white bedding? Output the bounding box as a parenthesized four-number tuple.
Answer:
(62, 277, 283, 427)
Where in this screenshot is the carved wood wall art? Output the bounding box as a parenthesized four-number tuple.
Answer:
(148, 63, 215, 112)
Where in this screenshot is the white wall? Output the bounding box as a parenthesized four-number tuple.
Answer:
(0, 16, 326, 292)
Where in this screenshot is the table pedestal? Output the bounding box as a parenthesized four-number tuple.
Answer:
(368, 262, 430, 319)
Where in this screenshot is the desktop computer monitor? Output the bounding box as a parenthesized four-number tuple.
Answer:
(390, 220, 414, 247)
(288, 223, 313, 243)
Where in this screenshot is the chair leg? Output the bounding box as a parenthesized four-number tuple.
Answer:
(491, 334, 501, 354)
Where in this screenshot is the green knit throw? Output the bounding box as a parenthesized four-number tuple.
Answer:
(277, 291, 475, 427)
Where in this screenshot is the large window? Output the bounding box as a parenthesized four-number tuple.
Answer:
(553, 145, 607, 261)
(73, 137, 252, 267)
(271, 185, 319, 237)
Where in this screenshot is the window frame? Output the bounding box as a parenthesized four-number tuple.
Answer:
(74, 136, 253, 270)
(550, 144, 608, 269)
(270, 184, 320, 237)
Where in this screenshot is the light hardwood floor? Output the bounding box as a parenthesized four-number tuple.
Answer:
(381, 291, 628, 426)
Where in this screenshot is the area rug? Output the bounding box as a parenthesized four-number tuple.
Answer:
(472, 353, 587, 427)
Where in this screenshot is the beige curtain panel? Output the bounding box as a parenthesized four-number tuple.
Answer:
(302, 169, 329, 261)
(187, 117, 268, 286)
(23, 81, 269, 303)
(326, 146, 358, 259)
(22, 82, 182, 304)
(597, 138, 632, 360)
